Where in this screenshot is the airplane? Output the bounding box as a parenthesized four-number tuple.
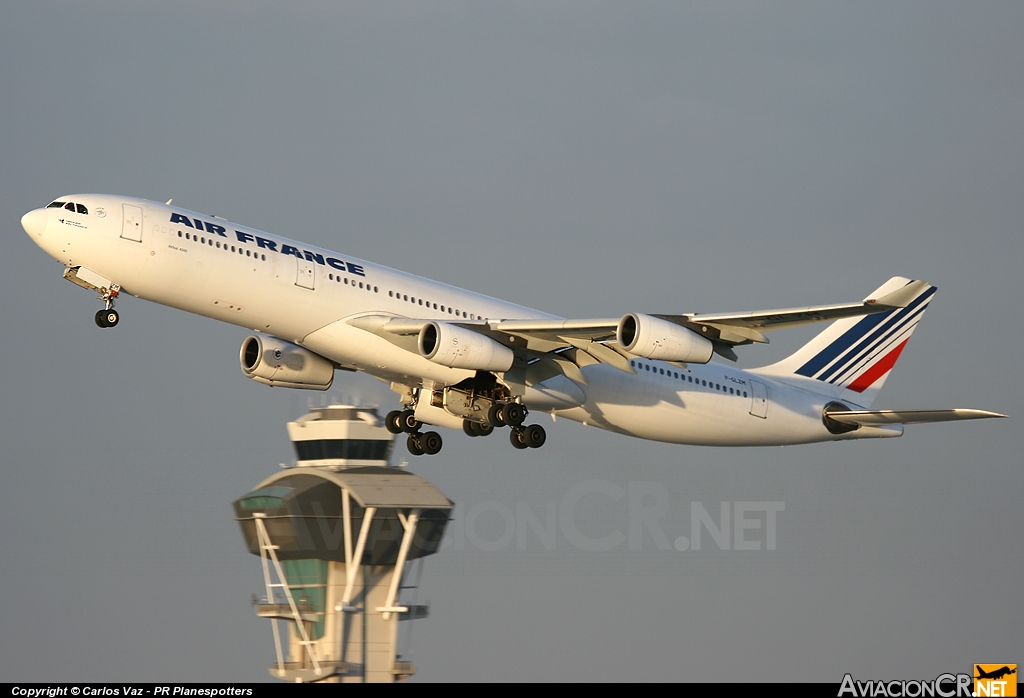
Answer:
(21, 194, 1004, 456)
(975, 666, 1016, 681)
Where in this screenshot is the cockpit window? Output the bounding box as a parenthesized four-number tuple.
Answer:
(51, 201, 88, 214)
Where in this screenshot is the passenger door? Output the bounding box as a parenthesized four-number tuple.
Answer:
(121, 204, 143, 242)
(749, 380, 769, 419)
(296, 258, 315, 289)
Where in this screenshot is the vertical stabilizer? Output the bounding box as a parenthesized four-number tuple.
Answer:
(756, 277, 936, 407)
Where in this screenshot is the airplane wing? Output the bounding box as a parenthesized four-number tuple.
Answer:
(823, 409, 1006, 426)
(346, 278, 929, 384)
(492, 279, 927, 357)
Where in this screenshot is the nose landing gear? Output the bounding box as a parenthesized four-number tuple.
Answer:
(94, 284, 121, 328)
(95, 308, 119, 328)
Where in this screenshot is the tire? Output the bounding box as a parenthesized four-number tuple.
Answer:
(422, 431, 443, 455)
(95, 310, 109, 328)
(524, 424, 546, 448)
(103, 310, 119, 327)
(502, 402, 526, 427)
(386, 410, 404, 435)
(407, 434, 424, 456)
(463, 420, 478, 437)
(400, 409, 420, 433)
(487, 403, 505, 427)
(477, 422, 494, 437)
(509, 428, 528, 450)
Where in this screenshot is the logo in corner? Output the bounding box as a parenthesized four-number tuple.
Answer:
(975, 664, 1017, 697)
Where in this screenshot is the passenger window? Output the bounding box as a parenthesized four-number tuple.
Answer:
(76, 204, 88, 214)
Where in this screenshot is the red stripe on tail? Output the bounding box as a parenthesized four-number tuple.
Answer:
(847, 339, 909, 393)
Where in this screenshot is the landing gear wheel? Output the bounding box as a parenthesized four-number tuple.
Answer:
(463, 420, 479, 437)
(407, 434, 424, 456)
(502, 402, 526, 427)
(523, 424, 546, 448)
(477, 422, 494, 437)
(385, 410, 404, 435)
(399, 409, 420, 433)
(421, 431, 443, 455)
(488, 403, 506, 427)
(510, 428, 528, 450)
(95, 309, 119, 328)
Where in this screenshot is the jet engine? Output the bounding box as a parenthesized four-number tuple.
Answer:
(418, 322, 514, 372)
(239, 335, 334, 390)
(617, 313, 714, 363)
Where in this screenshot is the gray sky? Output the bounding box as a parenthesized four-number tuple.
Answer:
(1, 1, 1019, 682)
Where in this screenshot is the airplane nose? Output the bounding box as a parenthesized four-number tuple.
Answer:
(21, 208, 48, 238)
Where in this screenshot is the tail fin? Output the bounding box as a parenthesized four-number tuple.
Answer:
(757, 277, 937, 407)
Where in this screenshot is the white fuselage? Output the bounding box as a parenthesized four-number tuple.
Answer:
(24, 194, 899, 447)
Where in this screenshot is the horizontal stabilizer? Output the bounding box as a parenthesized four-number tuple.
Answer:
(824, 408, 1006, 426)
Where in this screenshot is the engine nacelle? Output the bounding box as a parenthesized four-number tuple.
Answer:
(617, 313, 714, 363)
(418, 322, 514, 372)
(239, 335, 334, 390)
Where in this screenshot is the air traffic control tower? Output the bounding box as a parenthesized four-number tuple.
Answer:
(233, 405, 453, 683)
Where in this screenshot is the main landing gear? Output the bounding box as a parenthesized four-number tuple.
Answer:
(489, 401, 546, 451)
(387, 400, 547, 456)
(94, 284, 121, 328)
(386, 409, 443, 457)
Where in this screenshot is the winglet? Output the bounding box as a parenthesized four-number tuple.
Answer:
(866, 279, 930, 308)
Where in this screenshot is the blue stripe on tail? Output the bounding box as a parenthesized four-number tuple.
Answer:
(795, 285, 935, 380)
